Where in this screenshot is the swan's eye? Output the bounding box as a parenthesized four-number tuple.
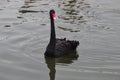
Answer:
(52, 13, 56, 19)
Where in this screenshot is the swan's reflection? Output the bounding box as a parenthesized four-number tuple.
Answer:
(45, 51, 79, 80)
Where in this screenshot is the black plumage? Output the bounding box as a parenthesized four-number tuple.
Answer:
(44, 9, 79, 57)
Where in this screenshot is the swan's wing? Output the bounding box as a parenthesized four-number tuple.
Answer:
(56, 38, 79, 50)
(55, 38, 79, 57)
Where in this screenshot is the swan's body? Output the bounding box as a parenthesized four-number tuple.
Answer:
(44, 10, 79, 57)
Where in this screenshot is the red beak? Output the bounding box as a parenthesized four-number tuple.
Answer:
(52, 13, 56, 19)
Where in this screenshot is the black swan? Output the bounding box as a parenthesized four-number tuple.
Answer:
(44, 9, 79, 57)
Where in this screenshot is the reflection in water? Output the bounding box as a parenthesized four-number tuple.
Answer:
(19, 9, 39, 13)
(59, 0, 90, 24)
(25, 0, 35, 3)
(19, 0, 38, 14)
(45, 58, 56, 80)
(45, 51, 79, 80)
(58, 26, 80, 32)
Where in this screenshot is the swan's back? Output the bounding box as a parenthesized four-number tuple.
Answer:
(54, 38, 79, 57)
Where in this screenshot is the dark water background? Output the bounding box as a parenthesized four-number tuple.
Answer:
(0, 0, 120, 80)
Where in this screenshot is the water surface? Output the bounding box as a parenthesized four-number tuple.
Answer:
(0, 0, 120, 80)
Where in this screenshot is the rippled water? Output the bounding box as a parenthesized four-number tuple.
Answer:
(0, 0, 120, 80)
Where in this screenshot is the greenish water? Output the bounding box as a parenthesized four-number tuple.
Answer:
(0, 0, 120, 80)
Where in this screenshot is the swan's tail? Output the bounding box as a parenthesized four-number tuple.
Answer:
(67, 40, 79, 50)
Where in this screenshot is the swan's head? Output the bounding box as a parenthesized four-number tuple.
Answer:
(50, 9, 56, 19)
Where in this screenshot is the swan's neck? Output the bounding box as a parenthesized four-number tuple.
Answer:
(49, 17, 56, 47)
